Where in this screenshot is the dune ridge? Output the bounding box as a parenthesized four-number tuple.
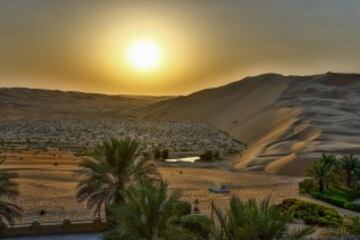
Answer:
(139, 72, 360, 176)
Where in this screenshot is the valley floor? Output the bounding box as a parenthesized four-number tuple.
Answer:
(0, 150, 301, 224)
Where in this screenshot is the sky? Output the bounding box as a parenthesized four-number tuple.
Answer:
(1, 0, 360, 95)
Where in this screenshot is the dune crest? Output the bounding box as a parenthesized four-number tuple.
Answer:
(140, 72, 360, 176)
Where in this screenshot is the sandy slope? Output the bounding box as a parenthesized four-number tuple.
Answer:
(138, 73, 289, 144)
(139, 72, 360, 176)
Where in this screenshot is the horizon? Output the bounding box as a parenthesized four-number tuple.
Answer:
(2, 71, 360, 97)
(1, 1, 360, 95)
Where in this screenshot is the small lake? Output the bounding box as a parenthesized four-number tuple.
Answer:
(165, 156, 200, 163)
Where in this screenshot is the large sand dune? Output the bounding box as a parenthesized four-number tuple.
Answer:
(139, 72, 360, 176)
(2, 72, 359, 176)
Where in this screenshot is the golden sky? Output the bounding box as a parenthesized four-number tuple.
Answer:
(1, 0, 360, 95)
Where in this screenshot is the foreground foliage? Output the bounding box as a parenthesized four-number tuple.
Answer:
(302, 153, 360, 213)
(77, 138, 159, 217)
(210, 197, 314, 240)
(278, 199, 342, 227)
(105, 180, 195, 240)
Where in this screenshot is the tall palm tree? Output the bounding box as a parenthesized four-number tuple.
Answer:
(210, 197, 313, 240)
(340, 154, 360, 188)
(105, 180, 194, 240)
(77, 138, 159, 218)
(309, 154, 337, 192)
(0, 161, 22, 225)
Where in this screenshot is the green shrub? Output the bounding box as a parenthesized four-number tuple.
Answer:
(278, 198, 343, 227)
(173, 200, 192, 218)
(213, 150, 220, 160)
(299, 179, 317, 194)
(179, 214, 212, 239)
(311, 192, 347, 208)
(346, 217, 360, 235)
(200, 150, 213, 161)
(153, 148, 161, 160)
(162, 149, 169, 160)
(311, 191, 360, 212)
(328, 187, 360, 201)
(345, 202, 360, 212)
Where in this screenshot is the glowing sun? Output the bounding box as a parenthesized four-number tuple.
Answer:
(126, 40, 162, 71)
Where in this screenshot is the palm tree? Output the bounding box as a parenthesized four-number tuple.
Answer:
(340, 154, 360, 188)
(77, 138, 159, 218)
(309, 154, 337, 192)
(210, 197, 313, 240)
(0, 161, 22, 225)
(318, 153, 339, 167)
(105, 180, 194, 240)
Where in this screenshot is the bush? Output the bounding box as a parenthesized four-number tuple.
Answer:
(345, 202, 360, 212)
(213, 150, 220, 160)
(162, 149, 169, 160)
(173, 200, 192, 218)
(200, 150, 213, 162)
(153, 148, 161, 160)
(179, 214, 212, 239)
(311, 191, 360, 212)
(346, 217, 360, 235)
(278, 198, 343, 227)
(299, 179, 317, 194)
(311, 192, 348, 208)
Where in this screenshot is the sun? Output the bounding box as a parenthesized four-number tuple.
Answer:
(126, 40, 162, 71)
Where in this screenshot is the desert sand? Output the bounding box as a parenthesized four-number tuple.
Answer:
(139, 72, 360, 176)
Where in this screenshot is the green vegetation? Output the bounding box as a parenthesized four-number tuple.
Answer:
(76, 138, 160, 218)
(300, 153, 360, 212)
(211, 197, 314, 240)
(162, 149, 169, 160)
(74, 137, 315, 240)
(0, 160, 22, 225)
(278, 199, 342, 227)
(153, 148, 161, 160)
(105, 180, 195, 240)
(308, 153, 338, 192)
(200, 150, 221, 162)
(173, 200, 192, 217)
(73, 138, 358, 239)
(105, 183, 314, 240)
(153, 148, 169, 161)
(345, 217, 360, 236)
(179, 214, 212, 240)
(341, 154, 360, 188)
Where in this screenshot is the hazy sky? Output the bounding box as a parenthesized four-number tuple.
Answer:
(1, 0, 360, 95)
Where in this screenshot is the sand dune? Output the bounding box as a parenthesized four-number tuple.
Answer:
(140, 72, 360, 176)
(2, 72, 360, 176)
(0, 87, 168, 120)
